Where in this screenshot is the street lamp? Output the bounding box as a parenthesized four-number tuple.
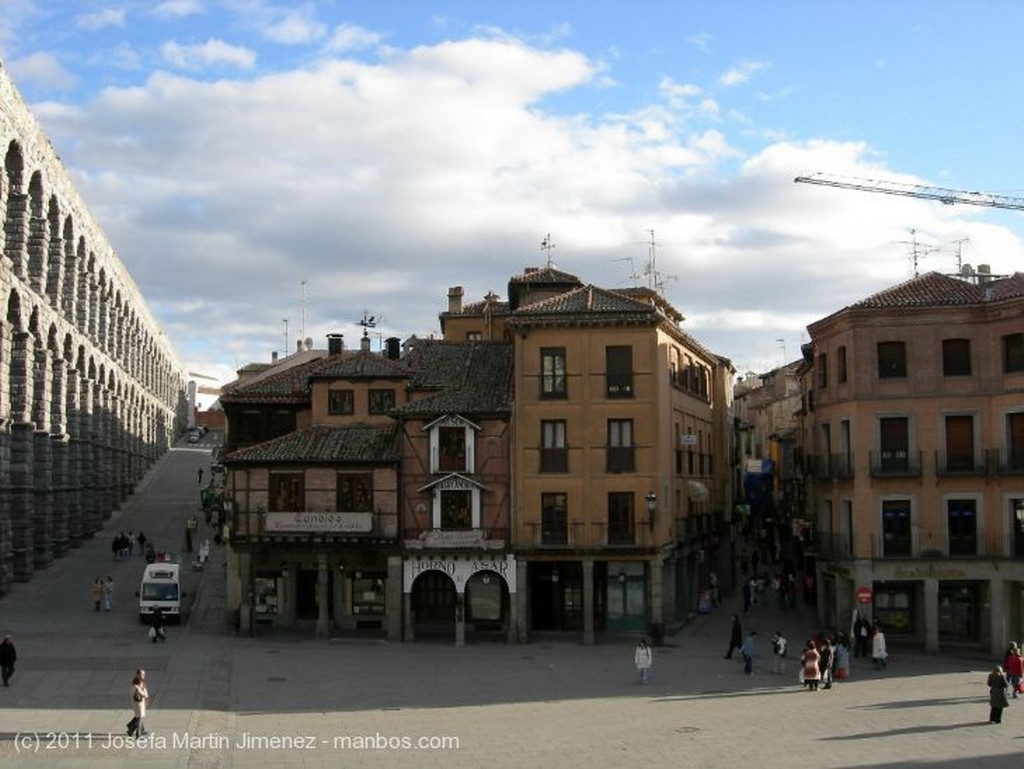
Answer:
(645, 491, 657, 528)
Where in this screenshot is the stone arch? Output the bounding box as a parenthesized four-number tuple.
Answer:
(26, 171, 46, 295)
(60, 217, 76, 316)
(4, 140, 27, 277)
(44, 195, 62, 308)
(464, 568, 511, 635)
(409, 568, 458, 635)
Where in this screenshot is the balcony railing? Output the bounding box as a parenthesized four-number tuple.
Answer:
(521, 520, 659, 549)
(808, 453, 854, 480)
(989, 447, 1024, 475)
(934, 450, 989, 477)
(606, 446, 635, 473)
(869, 450, 922, 478)
(870, 528, 1009, 559)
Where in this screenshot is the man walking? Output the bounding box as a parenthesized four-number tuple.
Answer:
(741, 629, 757, 676)
(771, 630, 787, 675)
(724, 615, 743, 659)
(0, 634, 16, 687)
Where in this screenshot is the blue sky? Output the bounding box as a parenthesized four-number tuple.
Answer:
(3, 1, 1024, 393)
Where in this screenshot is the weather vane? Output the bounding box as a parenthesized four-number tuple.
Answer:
(359, 310, 376, 338)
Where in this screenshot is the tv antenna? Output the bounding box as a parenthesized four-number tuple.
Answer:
(541, 233, 556, 267)
(640, 230, 677, 295)
(300, 280, 308, 342)
(895, 228, 940, 277)
(282, 317, 290, 354)
(948, 237, 970, 273)
(776, 338, 786, 365)
(359, 310, 376, 339)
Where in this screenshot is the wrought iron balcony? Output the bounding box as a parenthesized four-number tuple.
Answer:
(868, 450, 922, 478)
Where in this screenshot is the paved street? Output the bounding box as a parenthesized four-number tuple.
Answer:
(1, 436, 1022, 768)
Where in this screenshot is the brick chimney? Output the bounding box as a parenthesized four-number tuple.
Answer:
(448, 286, 464, 314)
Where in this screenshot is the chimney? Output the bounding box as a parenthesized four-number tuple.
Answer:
(296, 339, 303, 352)
(385, 337, 401, 360)
(327, 333, 344, 355)
(977, 263, 992, 283)
(360, 334, 371, 352)
(271, 351, 278, 364)
(448, 286, 464, 314)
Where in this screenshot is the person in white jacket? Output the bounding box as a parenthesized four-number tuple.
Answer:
(871, 625, 888, 669)
(634, 638, 653, 684)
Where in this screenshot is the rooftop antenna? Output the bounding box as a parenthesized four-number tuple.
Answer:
(776, 338, 786, 365)
(949, 237, 970, 273)
(614, 254, 642, 286)
(895, 227, 939, 277)
(300, 279, 308, 342)
(642, 229, 677, 295)
(541, 233, 556, 267)
(359, 310, 376, 339)
(282, 317, 290, 355)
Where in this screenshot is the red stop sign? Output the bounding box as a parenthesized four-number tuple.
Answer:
(856, 586, 872, 604)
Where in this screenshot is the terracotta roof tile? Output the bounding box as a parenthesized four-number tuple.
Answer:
(221, 423, 399, 464)
(851, 271, 1024, 309)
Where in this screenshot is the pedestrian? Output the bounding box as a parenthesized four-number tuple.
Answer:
(833, 634, 851, 681)
(987, 665, 1010, 724)
(91, 576, 104, 612)
(819, 636, 834, 689)
(111, 535, 120, 562)
(742, 579, 752, 613)
(103, 576, 114, 612)
(127, 668, 150, 737)
(871, 624, 888, 670)
(1002, 642, 1022, 698)
(853, 614, 870, 658)
(126, 530, 135, 556)
(634, 638, 653, 684)
(771, 630, 787, 675)
(725, 614, 743, 659)
(741, 629, 757, 676)
(0, 634, 16, 687)
(800, 640, 821, 691)
(149, 609, 166, 643)
(137, 531, 147, 557)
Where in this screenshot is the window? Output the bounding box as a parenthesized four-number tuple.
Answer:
(328, 389, 354, 415)
(466, 331, 482, 341)
(942, 339, 971, 376)
(881, 499, 911, 557)
(1011, 498, 1024, 557)
(1004, 333, 1024, 373)
(837, 346, 848, 384)
(877, 341, 907, 378)
(879, 417, 909, 473)
(607, 492, 634, 545)
(369, 389, 395, 414)
(540, 347, 567, 398)
(540, 420, 567, 473)
(269, 473, 304, 512)
(438, 426, 467, 472)
(944, 415, 975, 473)
(606, 346, 634, 398)
(336, 474, 373, 512)
(541, 492, 568, 545)
(607, 419, 635, 473)
(440, 489, 472, 529)
(1010, 413, 1024, 471)
(947, 499, 977, 556)
(817, 352, 828, 388)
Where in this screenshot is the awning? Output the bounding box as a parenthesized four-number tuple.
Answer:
(687, 480, 710, 503)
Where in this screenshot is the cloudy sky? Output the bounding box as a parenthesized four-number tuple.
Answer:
(3, 1, 1024, 395)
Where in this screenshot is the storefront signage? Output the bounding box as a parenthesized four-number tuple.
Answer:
(263, 512, 372, 534)
(892, 567, 966, 579)
(404, 554, 517, 593)
(404, 529, 505, 550)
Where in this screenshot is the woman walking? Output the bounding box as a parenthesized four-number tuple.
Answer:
(634, 638, 653, 684)
(127, 669, 150, 737)
(800, 640, 821, 691)
(1002, 643, 1022, 698)
(987, 665, 1009, 724)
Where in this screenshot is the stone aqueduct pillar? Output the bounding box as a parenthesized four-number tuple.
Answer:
(1, 64, 187, 595)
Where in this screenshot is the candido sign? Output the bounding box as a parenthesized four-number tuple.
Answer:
(263, 512, 372, 533)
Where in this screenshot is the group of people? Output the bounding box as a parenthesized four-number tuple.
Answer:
(796, 634, 852, 690)
(90, 576, 115, 612)
(988, 642, 1024, 724)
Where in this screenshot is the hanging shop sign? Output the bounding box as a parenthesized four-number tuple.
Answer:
(263, 511, 373, 534)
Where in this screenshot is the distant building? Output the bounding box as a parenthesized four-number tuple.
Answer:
(802, 268, 1024, 655)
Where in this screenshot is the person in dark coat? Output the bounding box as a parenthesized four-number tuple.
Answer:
(149, 609, 166, 643)
(0, 635, 16, 686)
(724, 615, 743, 659)
(988, 665, 1010, 724)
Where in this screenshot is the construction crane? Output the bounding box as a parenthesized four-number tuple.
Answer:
(794, 172, 1024, 211)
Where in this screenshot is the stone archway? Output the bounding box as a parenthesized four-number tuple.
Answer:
(409, 569, 458, 639)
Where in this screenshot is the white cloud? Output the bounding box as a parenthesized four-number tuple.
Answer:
(152, 1, 205, 20)
(76, 8, 126, 31)
(265, 8, 326, 45)
(686, 32, 713, 52)
(719, 60, 769, 87)
(7, 51, 77, 91)
(160, 39, 256, 70)
(325, 23, 381, 53)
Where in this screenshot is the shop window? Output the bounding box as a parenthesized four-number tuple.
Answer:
(328, 389, 354, 415)
(467, 573, 502, 621)
(873, 586, 914, 634)
(938, 583, 980, 641)
(253, 577, 278, 618)
(351, 576, 385, 616)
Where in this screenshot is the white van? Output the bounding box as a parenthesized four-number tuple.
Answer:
(138, 563, 184, 623)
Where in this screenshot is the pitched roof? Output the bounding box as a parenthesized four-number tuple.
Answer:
(220, 423, 399, 464)
(393, 340, 513, 417)
(508, 265, 581, 285)
(850, 271, 1024, 309)
(308, 350, 409, 380)
(219, 356, 326, 404)
(507, 284, 658, 324)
